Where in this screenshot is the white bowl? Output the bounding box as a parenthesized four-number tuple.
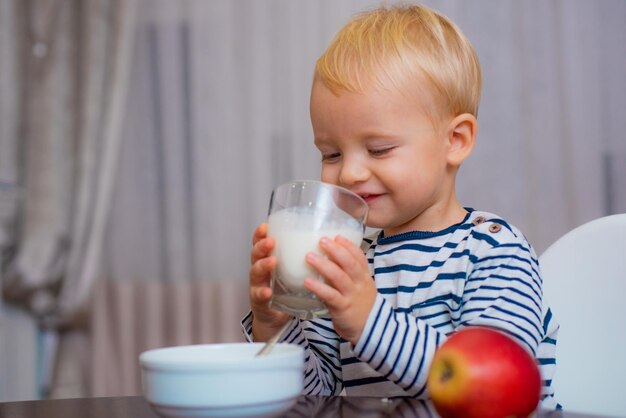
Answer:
(139, 343, 304, 418)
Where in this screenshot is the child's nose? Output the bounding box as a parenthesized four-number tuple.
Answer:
(339, 156, 370, 185)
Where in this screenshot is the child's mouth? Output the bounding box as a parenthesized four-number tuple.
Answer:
(359, 194, 382, 204)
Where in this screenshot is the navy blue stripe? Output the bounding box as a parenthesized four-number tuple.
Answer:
(378, 272, 466, 294)
(432, 320, 453, 329)
(417, 310, 451, 321)
(471, 265, 542, 295)
(303, 375, 317, 392)
(466, 273, 541, 300)
(479, 310, 540, 345)
(380, 234, 473, 256)
(464, 282, 540, 306)
(489, 243, 540, 277)
(457, 307, 487, 318)
(307, 338, 340, 355)
(303, 327, 341, 343)
(538, 358, 556, 365)
(444, 235, 471, 247)
(304, 322, 341, 339)
(309, 355, 335, 393)
(309, 343, 341, 373)
(475, 253, 534, 270)
(341, 357, 361, 365)
(471, 230, 500, 246)
(375, 262, 441, 275)
(376, 242, 442, 255)
(377, 216, 473, 244)
(395, 323, 421, 383)
(473, 264, 537, 285)
(463, 289, 541, 321)
(543, 308, 553, 333)
(480, 244, 540, 276)
(367, 307, 393, 363)
(463, 288, 540, 318)
(407, 328, 429, 388)
(286, 332, 300, 345)
(376, 314, 401, 372)
(305, 321, 339, 336)
(309, 378, 323, 395)
(357, 301, 385, 357)
(498, 242, 534, 257)
(489, 304, 542, 337)
(414, 380, 428, 398)
(396, 301, 455, 314)
(395, 293, 464, 314)
(376, 257, 468, 275)
(375, 238, 473, 257)
(242, 311, 253, 323)
(344, 375, 389, 387)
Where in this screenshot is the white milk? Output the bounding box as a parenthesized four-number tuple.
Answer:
(268, 207, 364, 292)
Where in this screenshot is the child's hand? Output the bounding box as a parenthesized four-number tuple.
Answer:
(304, 235, 377, 345)
(249, 223, 290, 341)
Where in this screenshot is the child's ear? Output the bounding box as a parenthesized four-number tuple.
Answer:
(445, 113, 477, 166)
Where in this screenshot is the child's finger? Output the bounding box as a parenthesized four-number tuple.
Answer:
(335, 235, 365, 260)
(318, 237, 363, 280)
(250, 285, 272, 304)
(252, 223, 268, 245)
(249, 256, 276, 285)
(305, 251, 352, 295)
(250, 237, 275, 264)
(333, 235, 371, 282)
(304, 276, 343, 308)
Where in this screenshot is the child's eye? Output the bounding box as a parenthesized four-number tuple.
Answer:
(321, 152, 341, 162)
(369, 147, 394, 157)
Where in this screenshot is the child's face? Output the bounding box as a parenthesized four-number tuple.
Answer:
(310, 80, 456, 236)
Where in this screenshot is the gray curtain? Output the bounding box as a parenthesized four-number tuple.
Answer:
(0, 0, 136, 399)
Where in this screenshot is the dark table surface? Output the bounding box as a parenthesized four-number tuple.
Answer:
(0, 395, 608, 418)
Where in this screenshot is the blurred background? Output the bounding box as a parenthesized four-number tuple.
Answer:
(1, 0, 624, 402)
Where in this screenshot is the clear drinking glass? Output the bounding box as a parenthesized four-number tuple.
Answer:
(267, 180, 368, 319)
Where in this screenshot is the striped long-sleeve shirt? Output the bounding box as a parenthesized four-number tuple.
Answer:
(242, 209, 559, 407)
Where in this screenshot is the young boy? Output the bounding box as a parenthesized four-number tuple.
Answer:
(243, 3, 558, 408)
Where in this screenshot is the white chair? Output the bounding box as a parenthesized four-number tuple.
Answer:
(540, 214, 626, 417)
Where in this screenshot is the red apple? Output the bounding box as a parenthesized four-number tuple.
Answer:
(427, 326, 541, 418)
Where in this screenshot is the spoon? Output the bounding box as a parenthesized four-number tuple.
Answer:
(255, 320, 292, 357)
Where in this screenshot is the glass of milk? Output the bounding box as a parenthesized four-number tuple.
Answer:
(267, 180, 368, 319)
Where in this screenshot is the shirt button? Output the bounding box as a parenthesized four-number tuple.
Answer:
(473, 216, 486, 226)
(489, 223, 502, 233)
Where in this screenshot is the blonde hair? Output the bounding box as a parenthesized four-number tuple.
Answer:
(315, 3, 482, 121)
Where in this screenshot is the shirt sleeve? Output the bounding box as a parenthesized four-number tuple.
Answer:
(351, 294, 443, 398)
(241, 312, 343, 395)
(351, 224, 544, 398)
(459, 228, 544, 355)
